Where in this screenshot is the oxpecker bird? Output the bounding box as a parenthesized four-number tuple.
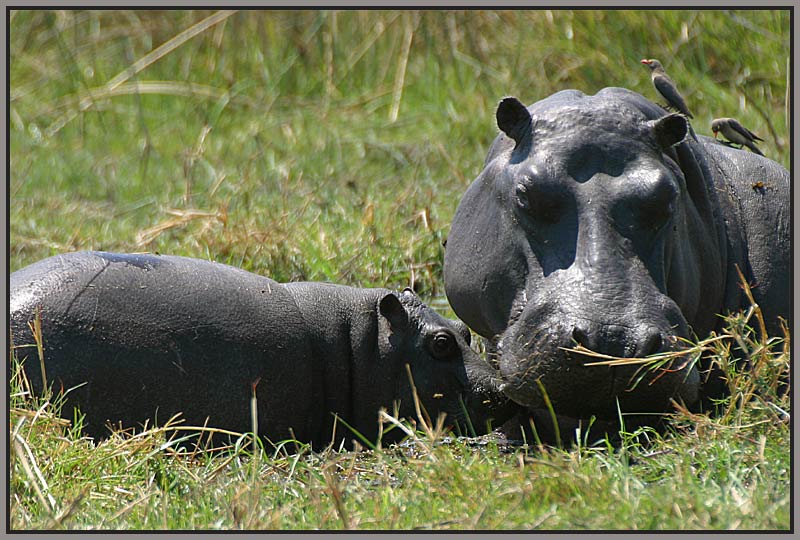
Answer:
(641, 58, 694, 119)
(711, 117, 765, 156)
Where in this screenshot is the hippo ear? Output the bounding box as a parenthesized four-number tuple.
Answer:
(401, 286, 416, 297)
(650, 113, 688, 149)
(496, 97, 533, 147)
(379, 292, 409, 331)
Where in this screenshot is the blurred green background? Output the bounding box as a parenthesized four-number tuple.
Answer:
(10, 10, 790, 301)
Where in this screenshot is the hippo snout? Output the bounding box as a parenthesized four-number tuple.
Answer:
(571, 323, 671, 359)
(494, 315, 700, 421)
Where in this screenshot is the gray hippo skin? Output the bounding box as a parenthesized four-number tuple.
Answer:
(10, 251, 514, 448)
(443, 87, 789, 432)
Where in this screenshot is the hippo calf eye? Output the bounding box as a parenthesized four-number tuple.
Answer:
(429, 331, 457, 360)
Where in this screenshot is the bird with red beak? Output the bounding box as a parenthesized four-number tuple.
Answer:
(641, 58, 694, 119)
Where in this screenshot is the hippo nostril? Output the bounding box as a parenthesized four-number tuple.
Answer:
(572, 326, 590, 348)
(639, 331, 664, 357)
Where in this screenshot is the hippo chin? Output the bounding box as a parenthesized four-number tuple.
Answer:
(10, 251, 516, 449)
(444, 88, 789, 430)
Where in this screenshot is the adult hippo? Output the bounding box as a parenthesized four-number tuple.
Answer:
(10, 251, 513, 449)
(443, 87, 789, 433)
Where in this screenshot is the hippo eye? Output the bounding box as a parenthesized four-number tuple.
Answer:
(429, 331, 457, 360)
(515, 180, 567, 224)
(637, 174, 678, 230)
(614, 172, 678, 236)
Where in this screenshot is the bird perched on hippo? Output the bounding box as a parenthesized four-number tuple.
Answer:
(10, 251, 516, 449)
(712, 117, 765, 156)
(641, 58, 694, 118)
(443, 87, 789, 441)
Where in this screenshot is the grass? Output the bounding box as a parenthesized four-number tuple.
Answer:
(8, 9, 791, 531)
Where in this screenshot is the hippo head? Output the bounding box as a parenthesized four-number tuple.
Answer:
(444, 88, 728, 427)
(382, 288, 517, 434)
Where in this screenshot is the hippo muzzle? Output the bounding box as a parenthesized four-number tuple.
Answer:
(493, 278, 701, 421)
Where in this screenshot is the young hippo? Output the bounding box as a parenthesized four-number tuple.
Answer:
(10, 251, 515, 449)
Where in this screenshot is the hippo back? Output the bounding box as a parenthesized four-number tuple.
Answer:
(700, 140, 790, 329)
(10, 251, 320, 442)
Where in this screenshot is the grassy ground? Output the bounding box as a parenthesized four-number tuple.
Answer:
(8, 9, 791, 530)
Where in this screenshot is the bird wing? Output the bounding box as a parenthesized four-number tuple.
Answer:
(653, 75, 693, 117)
(729, 119, 764, 143)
